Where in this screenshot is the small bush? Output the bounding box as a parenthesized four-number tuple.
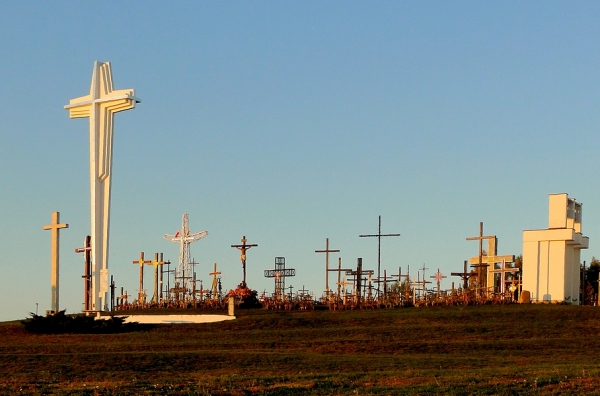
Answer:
(20, 310, 146, 334)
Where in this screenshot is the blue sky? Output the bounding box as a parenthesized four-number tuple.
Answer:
(1, 2, 599, 321)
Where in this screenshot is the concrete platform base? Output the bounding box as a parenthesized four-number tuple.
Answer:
(99, 314, 236, 324)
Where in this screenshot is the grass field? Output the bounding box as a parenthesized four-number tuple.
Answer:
(1, 304, 600, 395)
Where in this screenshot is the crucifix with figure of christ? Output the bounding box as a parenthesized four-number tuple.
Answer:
(43, 211, 69, 313)
(231, 236, 257, 287)
(360, 215, 400, 296)
(451, 260, 476, 290)
(65, 61, 140, 311)
(315, 238, 340, 299)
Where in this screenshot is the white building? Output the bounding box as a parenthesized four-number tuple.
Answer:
(522, 193, 589, 304)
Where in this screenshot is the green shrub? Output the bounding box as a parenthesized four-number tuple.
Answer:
(20, 310, 146, 334)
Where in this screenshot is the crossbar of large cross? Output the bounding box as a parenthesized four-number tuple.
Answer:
(43, 211, 69, 312)
(65, 61, 140, 312)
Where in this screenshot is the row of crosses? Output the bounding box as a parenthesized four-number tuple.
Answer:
(43, 208, 519, 311)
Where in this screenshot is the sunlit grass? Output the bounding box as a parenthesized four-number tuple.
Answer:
(1, 305, 600, 394)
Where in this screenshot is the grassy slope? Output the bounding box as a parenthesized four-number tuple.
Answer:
(1, 305, 600, 395)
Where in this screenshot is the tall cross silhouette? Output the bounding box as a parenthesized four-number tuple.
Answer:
(315, 238, 340, 298)
(360, 215, 400, 295)
(75, 235, 92, 311)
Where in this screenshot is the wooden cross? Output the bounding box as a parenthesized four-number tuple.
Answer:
(315, 238, 341, 299)
(391, 266, 411, 302)
(345, 258, 374, 307)
(162, 259, 175, 302)
(430, 268, 447, 298)
(419, 264, 432, 298)
(327, 257, 352, 301)
(158, 253, 170, 302)
(170, 282, 187, 301)
(193, 279, 209, 302)
(118, 288, 130, 307)
(110, 275, 116, 311)
(148, 253, 168, 303)
(360, 215, 400, 295)
(451, 260, 477, 290)
(336, 276, 351, 302)
(75, 235, 92, 311)
(137, 289, 147, 303)
(298, 285, 310, 299)
(132, 252, 151, 303)
(209, 263, 221, 300)
(467, 224, 514, 294)
(231, 236, 258, 287)
(43, 211, 69, 312)
(377, 269, 395, 299)
(466, 222, 496, 293)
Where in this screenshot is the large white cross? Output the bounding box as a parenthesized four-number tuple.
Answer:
(65, 61, 140, 311)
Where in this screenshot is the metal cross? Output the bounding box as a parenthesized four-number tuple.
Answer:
(75, 235, 92, 311)
(360, 215, 400, 295)
(430, 268, 447, 298)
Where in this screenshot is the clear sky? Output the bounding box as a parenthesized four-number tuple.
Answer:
(1, 2, 599, 321)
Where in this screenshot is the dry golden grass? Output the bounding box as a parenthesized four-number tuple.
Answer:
(1, 304, 600, 395)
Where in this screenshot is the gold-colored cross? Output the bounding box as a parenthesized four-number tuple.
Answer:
(132, 252, 152, 303)
(209, 263, 221, 300)
(43, 211, 68, 312)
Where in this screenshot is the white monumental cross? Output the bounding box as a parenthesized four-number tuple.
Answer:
(164, 213, 208, 299)
(43, 211, 69, 313)
(65, 61, 140, 311)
